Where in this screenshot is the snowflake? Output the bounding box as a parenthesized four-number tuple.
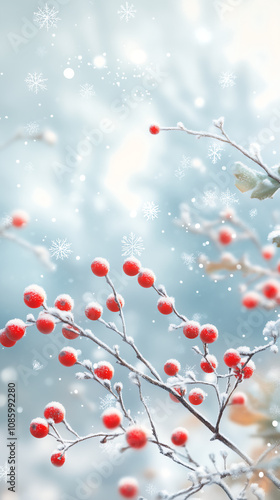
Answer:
(146, 483, 157, 496)
(118, 2, 136, 22)
(121, 232, 145, 257)
(180, 154, 191, 169)
(203, 190, 218, 207)
(250, 208, 258, 218)
(208, 143, 223, 164)
(25, 72, 47, 94)
(49, 239, 72, 260)
(80, 83, 95, 99)
(142, 202, 160, 221)
(175, 156, 191, 179)
(0, 463, 9, 482)
(1, 213, 12, 227)
(220, 189, 239, 208)
(181, 252, 196, 266)
(192, 312, 204, 323)
(33, 360, 43, 371)
(99, 394, 116, 410)
(25, 121, 39, 135)
(34, 4, 60, 31)
(174, 165, 186, 180)
(219, 71, 237, 89)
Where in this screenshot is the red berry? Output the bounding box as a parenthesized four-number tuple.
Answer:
(200, 355, 218, 373)
(11, 210, 29, 228)
(157, 297, 174, 315)
(231, 392, 247, 405)
(262, 245, 275, 260)
(218, 227, 233, 245)
(118, 477, 139, 498)
(164, 359, 181, 376)
(242, 292, 260, 309)
(102, 408, 123, 429)
(44, 402, 65, 423)
(137, 268, 155, 288)
(126, 425, 148, 449)
(24, 284, 46, 308)
(234, 359, 255, 380)
(123, 257, 141, 276)
(106, 294, 125, 312)
(30, 417, 49, 438)
(169, 386, 186, 403)
(58, 347, 78, 367)
(171, 427, 188, 446)
(5, 319, 26, 341)
(51, 451, 65, 467)
(277, 261, 280, 273)
(62, 326, 80, 340)
(149, 124, 160, 135)
(223, 349, 241, 368)
(55, 294, 74, 311)
(91, 257, 110, 277)
(94, 361, 114, 380)
(188, 388, 205, 405)
(262, 281, 279, 299)
(199, 324, 218, 344)
(85, 301, 103, 320)
(36, 313, 55, 334)
(183, 321, 200, 339)
(0, 330, 17, 347)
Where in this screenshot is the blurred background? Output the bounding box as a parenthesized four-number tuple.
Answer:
(1, 0, 280, 498)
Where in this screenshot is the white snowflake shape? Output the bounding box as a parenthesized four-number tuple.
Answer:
(122, 232, 145, 257)
(118, 2, 136, 22)
(34, 4, 60, 31)
(80, 83, 95, 99)
(203, 190, 218, 207)
(0, 462, 9, 482)
(146, 483, 157, 496)
(25, 121, 39, 135)
(180, 154, 191, 169)
(220, 189, 239, 208)
(208, 143, 223, 164)
(142, 202, 160, 221)
(219, 71, 237, 89)
(250, 208, 258, 218)
(174, 165, 186, 180)
(99, 394, 116, 410)
(25, 72, 47, 94)
(33, 360, 43, 371)
(175, 155, 191, 179)
(49, 239, 72, 260)
(1, 213, 12, 227)
(181, 252, 196, 266)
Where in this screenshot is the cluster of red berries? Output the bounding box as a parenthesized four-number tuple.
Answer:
(242, 279, 280, 309)
(30, 402, 66, 467)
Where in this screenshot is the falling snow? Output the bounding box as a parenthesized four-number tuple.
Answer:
(80, 83, 95, 99)
(175, 155, 191, 180)
(220, 189, 239, 208)
(25, 72, 47, 94)
(208, 143, 223, 164)
(118, 2, 136, 22)
(99, 394, 116, 410)
(203, 190, 218, 207)
(34, 4, 60, 31)
(142, 202, 160, 221)
(25, 121, 39, 135)
(33, 360, 43, 371)
(250, 208, 258, 218)
(49, 239, 72, 260)
(219, 71, 237, 89)
(181, 252, 196, 266)
(122, 232, 145, 257)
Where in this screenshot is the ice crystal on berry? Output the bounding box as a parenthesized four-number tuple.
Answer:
(121, 232, 144, 257)
(49, 239, 72, 260)
(142, 202, 160, 221)
(118, 2, 136, 22)
(34, 4, 60, 31)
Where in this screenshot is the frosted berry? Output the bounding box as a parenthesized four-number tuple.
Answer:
(169, 386, 186, 403)
(223, 349, 241, 368)
(30, 417, 49, 438)
(85, 301, 103, 320)
(171, 427, 188, 446)
(102, 408, 123, 429)
(231, 392, 247, 405)
(36, 313, 55, 334)
(55, 294, 74, 311)
(91, 257, 110, 277)
(262, 245, 275, 260)
(118, 477, 139, 498)
(126, 425, 148, 449)
(24, 284, 46, 308)
(11, 209, 29, 228)
(58, 347, 78, 367)
(44, 402, 65, 423)
(262, 281, 279, 299)
(0, 330, 17, 347)
(51, 451, 65, 467)
(157, 297, 174, 315)
(106, 294, 125, 312)
(94, 361, 114, 380)
(199, 324, 218, 344)
(138, 268, 155, 288)
(5, 319, 26, 341)
(234, 359, 255, 380)
(149, 124, 160, 135)
(188, 388, 205, 405)
(200, 355, 218, 374)
(218, 227, 233, 245)
(183, 321, 200, 339)
(242, 292, 260, 309)
(164, 359, 181, 376)
(62, 326, 79, 340)
(123, 257, 141, 276)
